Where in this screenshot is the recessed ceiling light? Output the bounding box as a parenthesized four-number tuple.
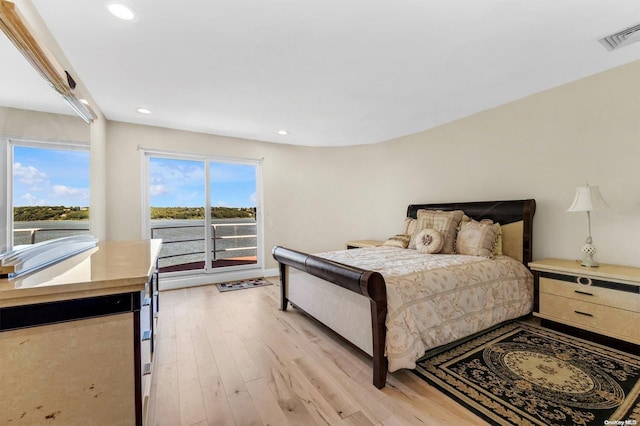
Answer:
(277, 130, 288, 135)
(79, 99, 90, 105)
(107, 2, 137, 21)
(136, 108, 151, 114)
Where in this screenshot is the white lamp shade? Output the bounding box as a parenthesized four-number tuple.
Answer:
(567, 185, 609, 212)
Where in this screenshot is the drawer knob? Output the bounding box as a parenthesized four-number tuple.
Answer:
(576, 276, 592, 286)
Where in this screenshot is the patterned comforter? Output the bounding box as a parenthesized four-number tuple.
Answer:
(316, 246, 533, 371)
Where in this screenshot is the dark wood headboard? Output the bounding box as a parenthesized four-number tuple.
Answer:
(406, 199, 536, 266)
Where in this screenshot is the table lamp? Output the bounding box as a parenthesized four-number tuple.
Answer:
(566, 184, 609, 267)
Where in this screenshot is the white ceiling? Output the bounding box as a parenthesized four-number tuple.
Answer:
(1, 0, 640, 146)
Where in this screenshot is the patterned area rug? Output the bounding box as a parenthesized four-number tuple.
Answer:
(216, 277, 272, 292)
(414, 322, 640, 426)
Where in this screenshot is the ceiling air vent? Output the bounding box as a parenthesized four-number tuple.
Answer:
(599, 23, 640, 51)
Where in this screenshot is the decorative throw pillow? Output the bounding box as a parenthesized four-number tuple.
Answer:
(415, 229, 444, 254)
(456, 219, 499, 258)
(383, 234, 411, 249)
(411, 209, 464, 253)
(492, 223, 503, 256)
(403, 217, 418, 236)
(463, 216, 503, 255)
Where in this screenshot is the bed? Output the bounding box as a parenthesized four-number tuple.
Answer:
(272, 199, 536, 389)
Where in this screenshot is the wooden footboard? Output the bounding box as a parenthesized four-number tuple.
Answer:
(272, 246, 389, 389)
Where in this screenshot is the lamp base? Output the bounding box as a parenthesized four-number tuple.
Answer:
(580, 243, 599, 268)
(580, 258, 599, 268)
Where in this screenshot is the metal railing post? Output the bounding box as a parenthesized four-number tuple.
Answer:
(212, 224, 217, 261)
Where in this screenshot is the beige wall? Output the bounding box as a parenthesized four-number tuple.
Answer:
(105, 59, 640, 269)
(0, 106, 89, 142)
(3, 59, 639, 271)
(387, 59, 640, 267)
(104, 123, 395, 265)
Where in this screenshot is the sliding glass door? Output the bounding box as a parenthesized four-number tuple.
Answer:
(148, 157, 207, 273)
(209, 161, 258, 269)
(145, 152, 260, 276)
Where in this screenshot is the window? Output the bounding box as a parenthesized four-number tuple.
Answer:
(143, 150, 262, 276)
(0, 138, 90, 250)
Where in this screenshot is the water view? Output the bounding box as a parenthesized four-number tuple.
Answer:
(13, 218, 258, 271)
(10, 146, 260, 274)
(13, 220, 91, 246)
(149, 218, 257, 270)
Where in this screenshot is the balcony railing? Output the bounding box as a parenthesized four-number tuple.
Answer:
(13, 227, 90, 245)
(150, 222, 257, 272)
(11, 223, 256, 273)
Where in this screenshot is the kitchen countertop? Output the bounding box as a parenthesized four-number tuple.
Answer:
(0, 239, 162, 308)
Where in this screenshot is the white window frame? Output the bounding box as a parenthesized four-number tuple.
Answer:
(0, 137, 90, 252)
(140, 147, 264, 278)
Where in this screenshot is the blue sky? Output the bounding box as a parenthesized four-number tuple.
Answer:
(13, 146, 90, 207)
(13, 147, 257, 208)
(149, 157, 256, 208)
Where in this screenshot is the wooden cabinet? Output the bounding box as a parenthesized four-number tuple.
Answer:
(0, 240, 161, 425)
(529, 258, 640, 345)
(140, 260, 159, 421)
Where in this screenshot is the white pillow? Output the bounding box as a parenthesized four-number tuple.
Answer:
(414, 228, 444, 254)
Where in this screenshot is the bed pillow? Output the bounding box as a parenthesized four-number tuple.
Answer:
(493, 223, 503, 256)
(403, 217, 418, 236)
(383, 234, 411, 249)
(414, 229, 444, 254)
(456, 219, 499, 258)
(411, 209, 464, 254)
(461, 215, 503, 255)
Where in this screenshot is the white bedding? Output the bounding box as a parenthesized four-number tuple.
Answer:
(315, 246, 533, 371)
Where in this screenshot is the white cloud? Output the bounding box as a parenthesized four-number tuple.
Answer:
(150, 184, 169, 196)
(150, 160, 204, 185)
(20, 193, 47, 205)
(13, 162, 47, 185)
(250, 192, 256, 203)
(53, 185, 88, 198)
(150, 175, 165, 185)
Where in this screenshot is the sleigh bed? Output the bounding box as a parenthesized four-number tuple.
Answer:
(272, 199, 536, 389)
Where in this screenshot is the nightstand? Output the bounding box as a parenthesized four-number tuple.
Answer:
(529, 258, 640, 346)
(345, 240, 384, 249)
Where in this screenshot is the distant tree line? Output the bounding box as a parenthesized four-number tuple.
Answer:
(14, 206, 255, 222)
(14, 206, 90, 221)
(151, 207, 255, 220)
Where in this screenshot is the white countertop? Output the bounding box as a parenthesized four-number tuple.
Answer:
(0, 240, 162, 308)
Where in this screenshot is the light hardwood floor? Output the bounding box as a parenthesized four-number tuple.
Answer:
(146, 278, 487, 426)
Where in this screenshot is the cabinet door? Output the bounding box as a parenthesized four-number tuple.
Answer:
(0, 314, 136, 425)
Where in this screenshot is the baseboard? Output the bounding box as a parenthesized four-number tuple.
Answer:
(160, 267, 280, 291)
(262, 267, 279, 278)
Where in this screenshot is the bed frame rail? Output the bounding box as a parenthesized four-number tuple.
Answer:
(272, 246, 388, 388)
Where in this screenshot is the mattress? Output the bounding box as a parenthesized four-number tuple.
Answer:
(315, 246, 534, 371)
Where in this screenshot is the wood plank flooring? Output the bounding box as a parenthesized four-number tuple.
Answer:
(146, 278, 487, 426)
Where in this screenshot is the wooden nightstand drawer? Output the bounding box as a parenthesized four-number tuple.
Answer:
(540, 277, 638, 312)
(531, 258, 640, 346)
(539, 293, 640, 343)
